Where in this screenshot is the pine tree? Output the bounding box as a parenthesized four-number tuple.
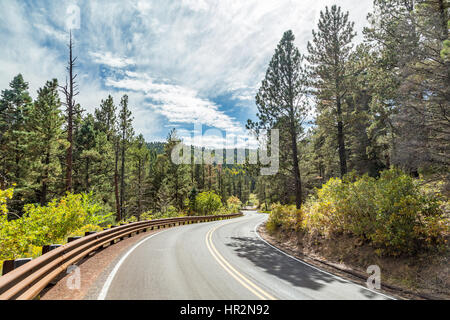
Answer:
(129, 134, 150, 218)
(365, 0, 450, 175)
(27, 79, 66, 205)
(164, 129, 191, 210)
(0, 74, 33, 190)
(95, 95, 117, 141)
(307, 5, 356, 177)
(248, 30, 309, 208)
(94, 95, 120, 219)
(118, 95, 134, 219)
(74, 114, 101, 193)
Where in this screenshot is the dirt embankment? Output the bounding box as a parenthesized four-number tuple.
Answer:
(259, 224, 449, 300)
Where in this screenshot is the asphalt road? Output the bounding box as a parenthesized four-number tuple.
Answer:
(99, 211, 391, 300)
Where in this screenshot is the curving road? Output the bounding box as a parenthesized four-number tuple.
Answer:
(98, 211, 392, 300)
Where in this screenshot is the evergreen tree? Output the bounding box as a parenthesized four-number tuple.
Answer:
(95, 95, 117, 141)
(74, 114, 100, 193)
(118, 95, 134, 219)
(307, 5, 356, 177)
(248, 30, 309, 208)
(26, 79, 66, 205)
(129, 134, 151, 218)
(164, 129, 191, 210)
(0, 74, 32, 189)
(365, 0, 450, 175)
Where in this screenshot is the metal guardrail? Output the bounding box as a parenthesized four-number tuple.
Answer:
(0, 213, 243, 300)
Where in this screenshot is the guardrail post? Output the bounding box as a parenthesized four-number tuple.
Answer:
(42, 244, 62, 255)
(13, 258, 32, 270)
(1, 260, 14, 276)
(68, 236, 82, 243)
(85, 231, 97, 236)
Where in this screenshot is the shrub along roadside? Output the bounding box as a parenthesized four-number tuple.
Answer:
(0, 188, 245, 273)
(267, 169, 449, 256)
(0, 191, 112, 270)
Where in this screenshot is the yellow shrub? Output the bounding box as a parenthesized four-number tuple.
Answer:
(266, 203, 301, 232)
(140, 211, 153, 221)
(300, 169, 449, 256)
(68, 224, 104, 238)
(0, 190, 112, 262)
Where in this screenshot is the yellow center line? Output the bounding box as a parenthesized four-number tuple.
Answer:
(205, 219, 277, 301)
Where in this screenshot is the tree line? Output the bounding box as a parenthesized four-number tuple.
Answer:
(249, 0, 449, 209)
(0, 1, 448, 220)
(0, 36, 254, 222)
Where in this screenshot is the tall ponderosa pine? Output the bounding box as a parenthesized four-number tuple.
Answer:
(94, 95, 120, 219)
(75, 114, 100, 193)
(118, 95, 134, 220)
(164, 129, 191, 210)
(248, 30, 309, 209)
(365, 0, 450, 174)
(27, 79, 66, 205)
(95, 95, 117, 141)
(307, 5, 356, 177)
(0, 74, 32, 190)
(129, 134, 150, 218)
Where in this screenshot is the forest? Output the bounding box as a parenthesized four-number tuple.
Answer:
(0, 0, 449, 266)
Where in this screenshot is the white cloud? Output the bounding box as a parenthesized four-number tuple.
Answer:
(89, 52, 135, 68)
(105, 72, 241, 133)
(0, 0, 374, 144)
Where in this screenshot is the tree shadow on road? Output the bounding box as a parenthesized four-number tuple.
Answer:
(226, 236, 382, 299)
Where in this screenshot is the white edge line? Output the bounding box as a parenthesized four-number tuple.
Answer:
(97, 229, 169, 300)
(253, 218, 396, 300)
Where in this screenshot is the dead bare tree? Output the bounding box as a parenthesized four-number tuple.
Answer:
(60, 31, 79, 193)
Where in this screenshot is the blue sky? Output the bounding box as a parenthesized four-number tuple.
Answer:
(0, 0, 373, 148)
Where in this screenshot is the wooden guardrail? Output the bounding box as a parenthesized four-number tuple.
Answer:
(0, 213, 243, 300)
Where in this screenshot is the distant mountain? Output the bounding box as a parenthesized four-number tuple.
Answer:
(146, 141, 257, 166)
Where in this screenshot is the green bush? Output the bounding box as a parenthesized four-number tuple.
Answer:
(266, 203, 300, 232)
(118, 215, 138, 224)
(0, 191, 113, 262)
(271, 169, 449, 256)
(150, 206, 182, 219)
(140, 210, 153, 221)
(247, 194, 259, 208)
(226, 196, 242, 213)
(195, 191, 222, 215)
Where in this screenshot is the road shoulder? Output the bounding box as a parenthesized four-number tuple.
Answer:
(39, 229, 161, 300)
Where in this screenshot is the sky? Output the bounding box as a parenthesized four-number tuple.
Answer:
(0, 0, 374, 148)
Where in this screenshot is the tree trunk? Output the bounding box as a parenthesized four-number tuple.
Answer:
(41, 151, 50, 206)
(120, 134, 126, 219)
(65, 32, 75, 193)
(336, 96, 347, 177)
(85, 157, 90, 191)
(438, 0, 448, 41)
(289, 121, 303, 209)
(138, 158, 142, 218)
(114, 139, 121, 221)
